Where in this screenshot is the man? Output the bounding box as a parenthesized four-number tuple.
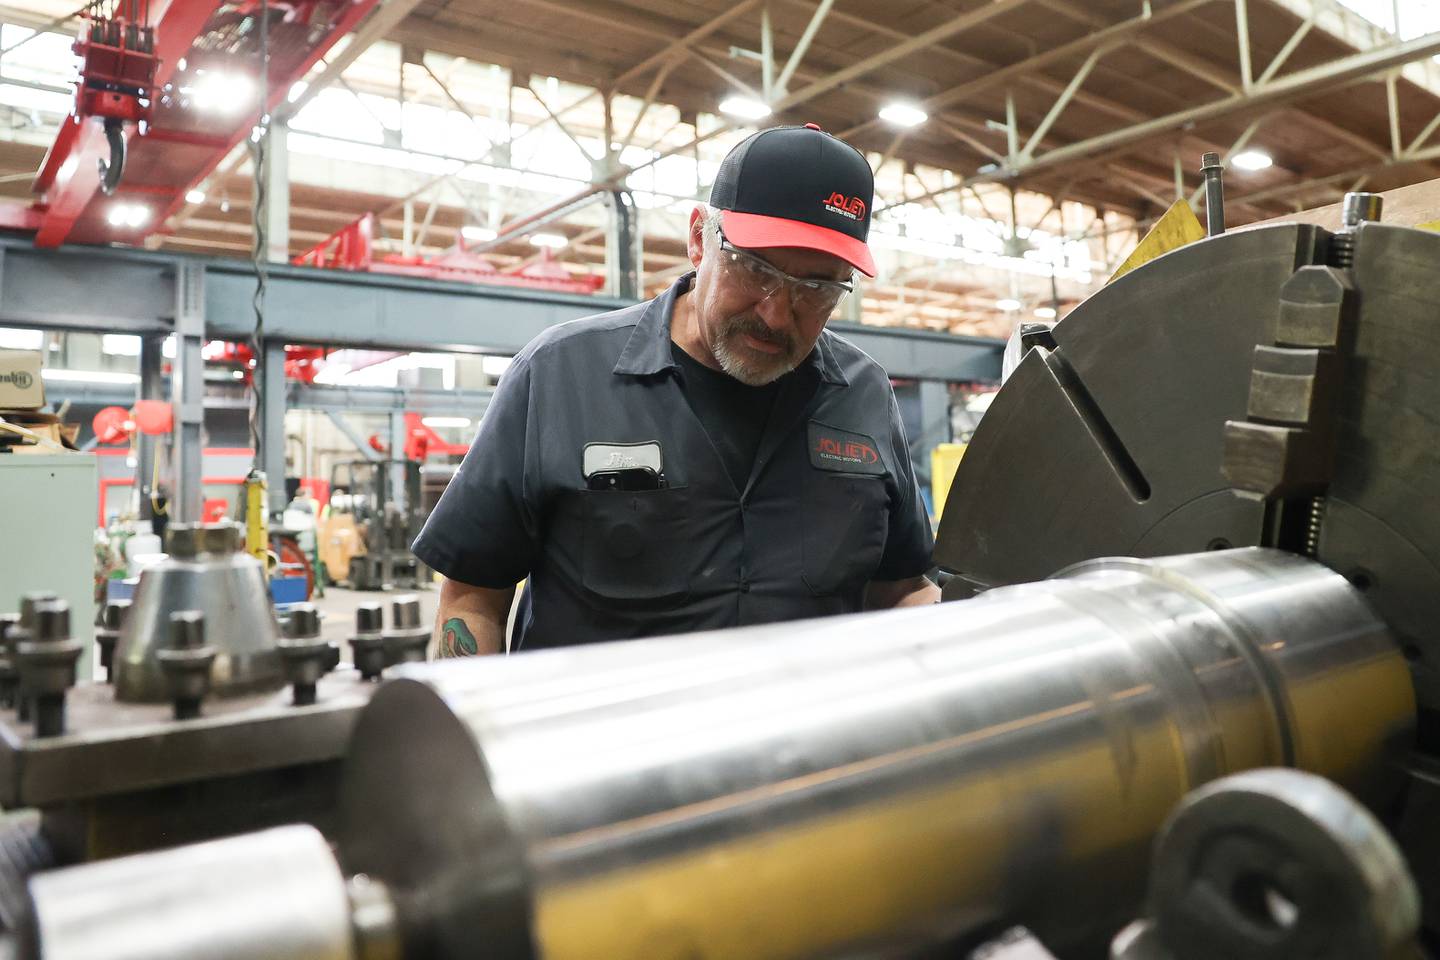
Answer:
(415, 123, 939, 657)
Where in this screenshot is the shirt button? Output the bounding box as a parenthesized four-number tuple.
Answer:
(739, 579, 751, 593)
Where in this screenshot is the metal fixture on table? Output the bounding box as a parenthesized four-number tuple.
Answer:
(383, 595, 429, 666)
(276, 602, 329, 706)
(349, 602, 387, 682)
(113, 521, 283, 703)
(154, 610, 215, 720)
(15, 601, 82, 738)
(92, 599, 130, 682)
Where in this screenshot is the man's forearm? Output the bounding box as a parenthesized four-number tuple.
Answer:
(431, 578, 515, 657)
(435, 613, 504, 657)
(865, 575, 940, 610)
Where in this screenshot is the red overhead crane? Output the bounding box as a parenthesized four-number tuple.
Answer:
(31, 0, 379, 248)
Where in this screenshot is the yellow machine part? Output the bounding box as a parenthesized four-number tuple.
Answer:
(244, 471, 269, 571)
(1108, 198, 1206, 284)
(930, 443, 967, 521)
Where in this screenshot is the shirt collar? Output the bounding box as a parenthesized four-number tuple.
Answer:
(613, 271, 848, 387)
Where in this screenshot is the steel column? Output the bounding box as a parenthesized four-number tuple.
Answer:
(170, 262, 205, 522)
(915, 378, 950, 494)
(388, 412, 406, 513)
(261, 340, 288, 516)
(261, 118, 290, 263)
(606, 191, 640, 300)
(386, 412, 406, 589)
(136, 333, 164, 526)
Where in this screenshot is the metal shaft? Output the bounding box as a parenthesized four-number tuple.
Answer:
(335, 548, 1412, 959)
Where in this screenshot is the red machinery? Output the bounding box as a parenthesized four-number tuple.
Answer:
(294, 212, 607, 295)
(31, 0, 379, 248)
(365, 412, 468, 462)
(207, 341, 329, 384)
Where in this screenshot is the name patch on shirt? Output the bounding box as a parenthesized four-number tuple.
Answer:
(808, 421, 885, 475)
(583, 441, 663, 479)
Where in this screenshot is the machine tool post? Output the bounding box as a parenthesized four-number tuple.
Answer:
(351, 603, 388, 681)
(0, 613, 19, 709)
(156, 611, 217, 720)
(277, 603, 329, 706)
(14, 592, 58, 722)
(1200, 152, 1225, 237)
(94, 600, 130, 683)
(16, 600, 82, 738)
(383, 595, 430, 666)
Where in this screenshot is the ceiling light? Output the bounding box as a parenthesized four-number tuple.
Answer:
(185, 188, 205, 205)
(718, 96, 772, 120)
(1231, 150, 1273, 171)
(105, 204, 149, 229)
(529, 233, 568, 249)
(879, 102, 928, 128)
(187, 71, 254, 115)
(1034, 306, 1057, 319)
(422, 416, 472, 429)
(996, 298, 1022, 311)
(461, 225, 497, 242)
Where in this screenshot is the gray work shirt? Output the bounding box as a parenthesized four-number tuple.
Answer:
(411, 273, 934, 650)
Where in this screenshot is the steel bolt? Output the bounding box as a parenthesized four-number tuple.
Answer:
(15, 592, 58, 720)
(15, 600, 83, 738)
(1342, 192, 1383, 230)
(384, 595, 430, 666)
(164, 522, 242, 560)
(277, 602, 330, 706)
(351, 603, 388, 681)
(95, 599, 131, 683)
(1200, 152, 1225, 238)
(355, 603, 384, 635)
(156, 610, 217, 720)
(1331, 192, 1383, 268)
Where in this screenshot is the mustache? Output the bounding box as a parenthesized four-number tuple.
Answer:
(719, 313, 795, 355)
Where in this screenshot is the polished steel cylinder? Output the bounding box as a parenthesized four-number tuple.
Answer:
(25, 826, 356, 960)
(337, 549, 1414, 959)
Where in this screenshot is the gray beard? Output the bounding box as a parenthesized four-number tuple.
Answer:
(710, 314, 799, 386)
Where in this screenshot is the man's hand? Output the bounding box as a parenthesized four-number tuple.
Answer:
(864, 575, 940, 610)
(432, 577, 516, 657)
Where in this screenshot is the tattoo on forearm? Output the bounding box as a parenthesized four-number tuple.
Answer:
(438, 617, 480, 657)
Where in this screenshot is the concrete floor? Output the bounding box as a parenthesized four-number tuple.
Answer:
(311, 584, 440, 653)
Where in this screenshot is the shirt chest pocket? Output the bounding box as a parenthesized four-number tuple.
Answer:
(581, 487, 692, 604)
(801, 472, 890, 595)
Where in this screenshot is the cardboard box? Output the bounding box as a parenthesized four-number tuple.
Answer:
(0, 350, 44, 410)
(0, 410, 77, 455)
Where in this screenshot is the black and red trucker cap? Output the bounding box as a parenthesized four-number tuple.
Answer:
(709, 123, 876, 277)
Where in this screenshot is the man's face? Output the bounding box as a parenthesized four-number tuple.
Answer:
(686, 211, 854, 386)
